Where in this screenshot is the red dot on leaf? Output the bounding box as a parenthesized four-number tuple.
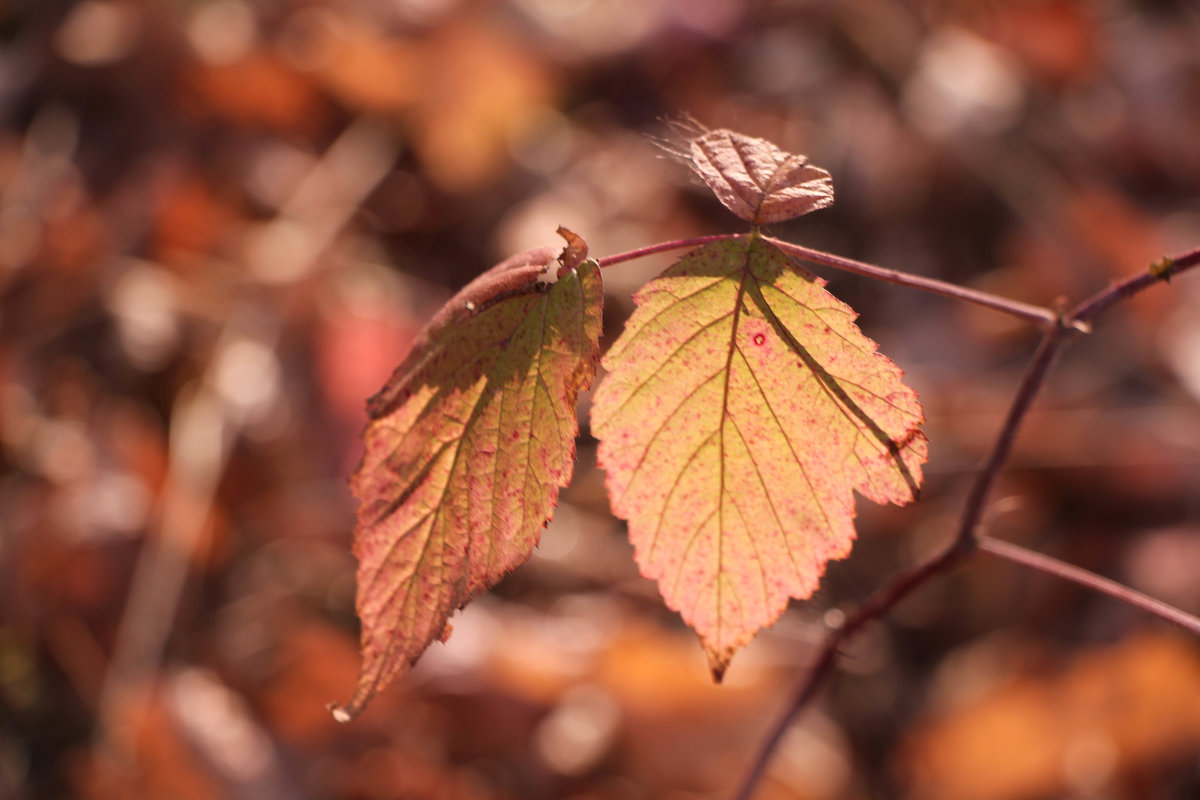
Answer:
(753, 333, 766, 346)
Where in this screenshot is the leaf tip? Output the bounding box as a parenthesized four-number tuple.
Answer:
(328, 702, 355, 724)
(706, 647, 734, 683)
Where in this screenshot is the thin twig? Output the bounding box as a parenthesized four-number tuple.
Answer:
(952, 322, 1068, 547)
(597, 232, 1067, 329)
(763, 236, 1068, 328)
(1069, 246, 1200, 323)
(595, 233, 744, 268)
(977, 537, 1200, 636)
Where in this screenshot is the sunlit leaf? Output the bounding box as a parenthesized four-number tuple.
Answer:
(689, 129, 834, 225)
(333, 234, 603, 720)
(591, 235, 925, 677)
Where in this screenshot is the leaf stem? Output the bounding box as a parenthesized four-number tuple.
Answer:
(762, 236, 1066, 328)
(1069, 245, 1200, 323)
(599, 233, 1067, 329)
(977, 536, 1200, 636)
(595, 234, 745, 268)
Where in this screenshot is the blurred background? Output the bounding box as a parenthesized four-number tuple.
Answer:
(2, 1, 1200, 798)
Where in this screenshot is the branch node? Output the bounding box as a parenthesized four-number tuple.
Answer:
(1150, 255, 1177, 281)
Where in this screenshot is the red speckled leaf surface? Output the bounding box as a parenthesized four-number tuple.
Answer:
(334, 238, 603, 720)
(591, 236, 925, 677)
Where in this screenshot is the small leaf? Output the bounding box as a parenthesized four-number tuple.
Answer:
(689, 129, 834, 225)
(334, 235, 603, 721)
(591, 236, 925, 677)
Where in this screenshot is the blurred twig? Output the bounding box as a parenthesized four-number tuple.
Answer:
(92, 315, 273, 764)
(91, 118, 397, 766)
(977, 537, 1200, 636)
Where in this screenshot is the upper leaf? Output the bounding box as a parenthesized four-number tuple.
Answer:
(689, 129, 834, 225)
(591, 236, 925, 678)
(334, 235, 603, 720)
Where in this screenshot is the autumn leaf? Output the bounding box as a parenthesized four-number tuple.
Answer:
(689, 128, 834, 225)
(591, 235, 925, 677)
(333, 232, 603, 721)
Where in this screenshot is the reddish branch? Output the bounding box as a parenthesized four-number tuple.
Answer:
(598, 233, 1068, 327)
(1071, 247, 1200, 322)
(763, 236, 1067, 329)
(595, 234, 744, 267)
(951, 323, 1067, 548)
(977, 537, 1200, 637)
(729, 245, 1200, 800)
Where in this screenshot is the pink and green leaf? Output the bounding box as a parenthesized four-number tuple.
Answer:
(334, 236, 603, 720)
(591, 236, 925, 678)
